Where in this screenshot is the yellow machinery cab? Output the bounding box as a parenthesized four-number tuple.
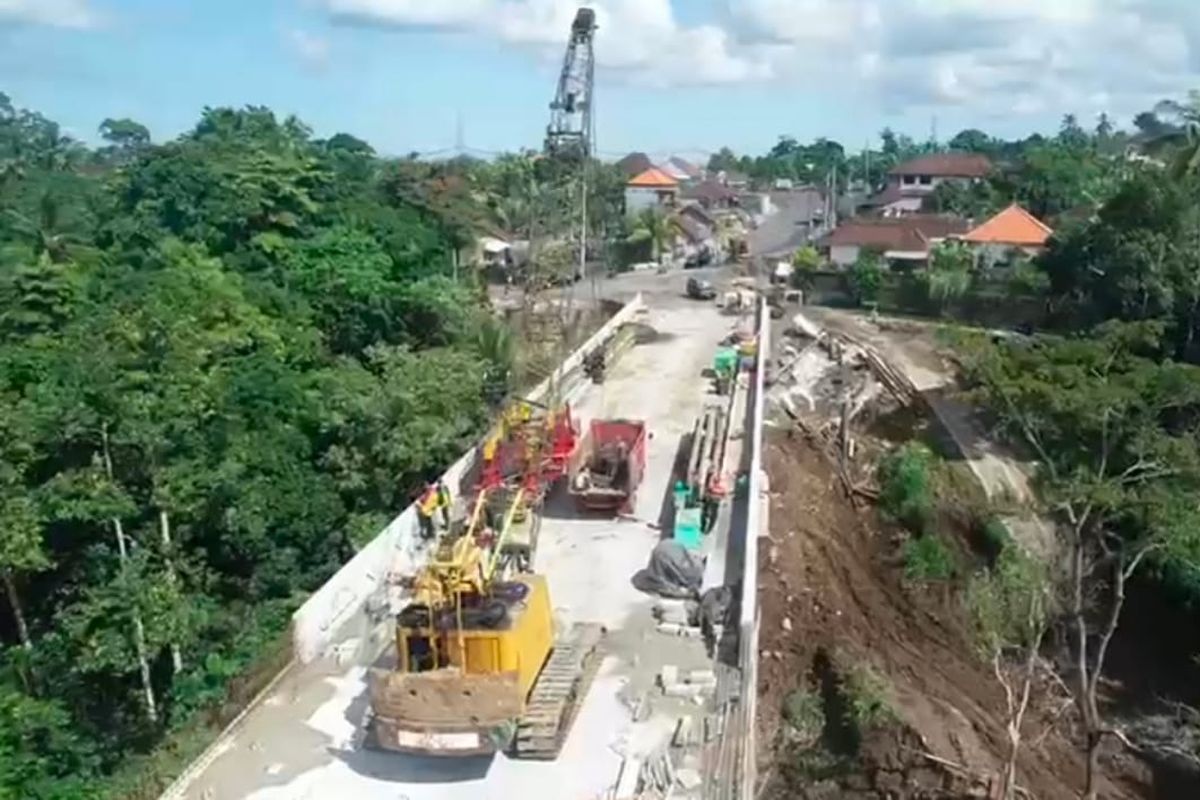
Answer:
(368, 573, 554, 756)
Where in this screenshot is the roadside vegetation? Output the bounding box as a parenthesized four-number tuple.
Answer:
(0, 94, 552, 798)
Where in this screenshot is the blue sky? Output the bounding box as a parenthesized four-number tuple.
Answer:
(3, 0, 1200, 160)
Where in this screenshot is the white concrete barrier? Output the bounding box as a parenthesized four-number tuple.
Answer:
(738, 298, 769, 799)
(291, 293, 647, 664)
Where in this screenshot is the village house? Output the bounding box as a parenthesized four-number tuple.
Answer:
(680, 179, 740, 211)
(817, 215, 971, 269)
(714, 169, 751, 191)
(962, 204, 1054, 267)
(624, 167, 679, 217)
(863, 153, 992, 216)
(661, 156, 703, 184)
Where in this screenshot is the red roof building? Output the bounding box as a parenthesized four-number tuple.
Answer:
(963, 204, 1053, 247)
(869, 153, 994, 217)
(625, 167, 680, 217)
(818, 215, 971, 267)
(627, 167, 680, 189)
(888, 153, 993, 179)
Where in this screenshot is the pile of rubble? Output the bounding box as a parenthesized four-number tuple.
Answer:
(768, 312, 920, 507)
(609, 665, 729, 800)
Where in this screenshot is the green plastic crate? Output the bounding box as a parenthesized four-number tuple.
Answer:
(675, 507, 704, 551)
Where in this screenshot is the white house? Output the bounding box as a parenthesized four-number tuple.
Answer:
(962, 204, 1053, 268)
(864, 153, 992, 216)
(624, 167, 680, 217)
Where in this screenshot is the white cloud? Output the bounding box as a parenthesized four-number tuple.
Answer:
(322, 0, 1200, 117)
(324, 0, 770, 87)
(326, 0, 492, 28)
(287, 28, 331, 69)
(730, 0, 1200, 119)
(0, 0, 95, 28)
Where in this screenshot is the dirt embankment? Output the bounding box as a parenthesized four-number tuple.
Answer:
(757, 433, 1143, 800)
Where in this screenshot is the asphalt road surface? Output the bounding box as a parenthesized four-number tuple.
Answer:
(748, 188, 825, 258)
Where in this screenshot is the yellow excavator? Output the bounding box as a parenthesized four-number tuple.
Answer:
(366, 481, 604, 760)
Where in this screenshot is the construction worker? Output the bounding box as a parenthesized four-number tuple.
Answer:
(436, 481, 452, 528)
(417, 483, 439, 540)
(702, 471, 727, 533)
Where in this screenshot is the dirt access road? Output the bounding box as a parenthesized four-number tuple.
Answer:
(797, 307, 1057, 561)
(170, 300, 734, 800)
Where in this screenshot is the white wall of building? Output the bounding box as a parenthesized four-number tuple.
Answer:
(829, 244, 860, 267)
(974, 242, 1043, 269)
(624, 187, 667, 216)
(880, 196, 924, 216)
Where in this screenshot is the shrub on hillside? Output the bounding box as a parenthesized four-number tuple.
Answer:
(878, 442, 936, 534)
(902, 535, 956, 583)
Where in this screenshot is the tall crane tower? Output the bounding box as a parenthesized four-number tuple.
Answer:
(521, 8, 598, 388)
(546, 7, 597, 317)
(545, 8, 596, 160)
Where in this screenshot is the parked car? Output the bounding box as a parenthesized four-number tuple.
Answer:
(686, 277, 716, 300)
(684, 249, 714, 269)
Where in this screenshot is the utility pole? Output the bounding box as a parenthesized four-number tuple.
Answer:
(864, 139, 871, 189)
(830, 165, 838, 229)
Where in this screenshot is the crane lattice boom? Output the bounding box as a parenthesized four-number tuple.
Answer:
(545, 7, 596, 159)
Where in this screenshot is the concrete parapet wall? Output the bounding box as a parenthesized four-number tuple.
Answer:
(738, 299, 769, 798)
(291, 293, 647, 664)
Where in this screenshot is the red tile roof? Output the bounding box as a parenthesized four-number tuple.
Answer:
(820, 215, 971, 252)
(889, 153, 992, 178)
(627, 167, 679, 188)
(963, 204, 1053, 246)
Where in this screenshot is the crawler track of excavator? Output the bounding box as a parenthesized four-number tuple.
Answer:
(512, 622, 605, 760)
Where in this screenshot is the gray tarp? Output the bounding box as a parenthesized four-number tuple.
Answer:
(632, 540, 705, 599)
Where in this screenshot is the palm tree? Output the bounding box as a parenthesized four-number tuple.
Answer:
(629, 208, 679, 263)
(3, 191, 82, 263)
(1147, 92, 1200, 177)
(474, 315, 515, 404)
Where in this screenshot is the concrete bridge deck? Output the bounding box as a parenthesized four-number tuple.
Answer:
(170, 300, 743, 800)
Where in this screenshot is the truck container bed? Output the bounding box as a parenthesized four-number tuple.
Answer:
(566, 419, 647, 514)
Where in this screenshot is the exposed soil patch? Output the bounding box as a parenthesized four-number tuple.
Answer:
(757, 432, 1143, 800)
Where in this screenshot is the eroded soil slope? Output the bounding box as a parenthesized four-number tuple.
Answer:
(757, 432, 1138, 800)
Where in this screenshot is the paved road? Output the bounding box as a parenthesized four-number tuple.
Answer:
(749, 188, 826, 259)
(489, 263, 732, 312)
(172, 298, 738, 800)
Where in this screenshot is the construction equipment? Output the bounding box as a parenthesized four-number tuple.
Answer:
(475, 399, 577, 573)
(366, 533, 604, 759)
(567, 418, 647, 514)
(367, 399, 602, 760)
(545, 7, 596, 160)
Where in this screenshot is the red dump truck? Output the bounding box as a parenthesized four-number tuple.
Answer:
(567, 419, 647, 514)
